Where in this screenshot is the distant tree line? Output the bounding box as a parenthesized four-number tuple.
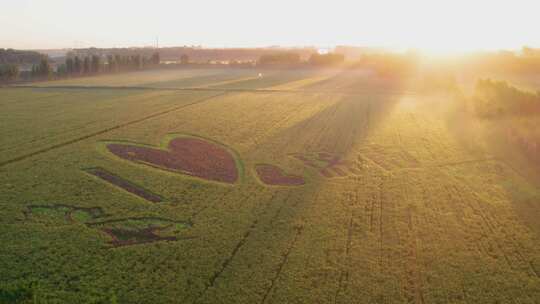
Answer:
(460, 47, 540, 75)
(0, 48, 42, 65)
(257, 52, 344, 67)
(308, 53, 345, 66)
(180, 54, 189, 64)
(469, 78, 540, 166)
(0, 51, 162, 83)
(68, 46, 316, 63)
(471, 79, 540, 117)
(30, 55, 53, 80)
(258, 52, 301, 66)
(60, 52, 160, 77)
(1, 55, 53, 83)
(0, 64, 19, 82)
(0, 48, 42, 83)
(351, 52, 420, 77)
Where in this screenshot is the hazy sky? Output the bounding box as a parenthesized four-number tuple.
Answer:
(1, 0, 539, 52)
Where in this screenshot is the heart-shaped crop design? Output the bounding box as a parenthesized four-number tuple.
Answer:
(255, 164, 304, 186)
(107, 137, 239, 184)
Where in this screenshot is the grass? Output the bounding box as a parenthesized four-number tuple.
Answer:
(0, 68, 539, 303)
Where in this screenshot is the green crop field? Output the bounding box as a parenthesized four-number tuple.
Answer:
(1, 68, 539, 304)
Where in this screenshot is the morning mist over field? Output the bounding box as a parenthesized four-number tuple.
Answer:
(1, 1, 540, 303)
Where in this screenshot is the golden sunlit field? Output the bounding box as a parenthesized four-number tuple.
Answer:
(1, 67, 539, 303)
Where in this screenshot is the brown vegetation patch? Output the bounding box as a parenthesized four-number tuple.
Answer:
(85, 168, 162, 202)
(100, 227, 177, 247)
(88, 217, 192, 247)
(25, 205, 191, 247)
(107, 136, 239, 184)
(255, 164, 304, 186)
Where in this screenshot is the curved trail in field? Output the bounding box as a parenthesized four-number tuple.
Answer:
(0, 92, 227, 168)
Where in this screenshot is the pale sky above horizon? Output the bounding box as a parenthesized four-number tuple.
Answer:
(1, 0, 539, 53)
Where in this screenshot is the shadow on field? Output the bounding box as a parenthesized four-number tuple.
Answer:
(253, 91, 402, 156)
(194, 89, 405, 303)
(303, 69, 408, 95)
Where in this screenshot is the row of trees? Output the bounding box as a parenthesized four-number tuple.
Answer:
(30, 56, 53, 79)
(1, 51, 168, 83)
(60, 52, 160, 76)
(257, 52, 345, 66)
(0, 48, 42, 65)
(352, 52, 420, 77)
(4, 49, 348, 83)
(459, 48, 540, 75)
(0, 64, 19, 82)
(1, 55, 53, 82)
(1, 48, 43, 83)
(258, 52, 301, 66)
(472, 79, 540, 117)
